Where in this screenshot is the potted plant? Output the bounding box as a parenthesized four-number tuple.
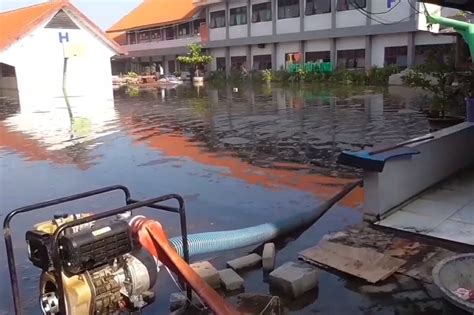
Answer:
(402, 53, 465, 130)
(177, 44, 212, 83)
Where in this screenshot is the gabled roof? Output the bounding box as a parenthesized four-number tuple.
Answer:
(107, 0, 201, 33)
(0, 0, 125, 54)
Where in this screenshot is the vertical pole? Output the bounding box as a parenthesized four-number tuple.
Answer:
(246, 45, 252, 71)
(365, 35, 372, 71)
(225, 1, 230, 40)
(225, 47, 231, 77)
(272, 0, 277, 35)
(300, 0, 304, 32)
(330, 38, 336, 70)
(247, 0, 251, 37)
(272, 43, 277, 71)
(407, 32, 415, 68)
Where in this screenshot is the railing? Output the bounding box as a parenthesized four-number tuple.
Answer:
(287, 62, 333, 74)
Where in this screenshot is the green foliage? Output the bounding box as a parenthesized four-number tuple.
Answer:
(127, 71, 138, 78)
(402, 52, 457, 113)
(366, 65, 400, 85)
(261, 69, 273, 83)
(177, 44, 212, 69)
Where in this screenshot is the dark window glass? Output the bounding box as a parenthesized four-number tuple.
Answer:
(0, 63, 16, 77)
(337, 0, 366, 11)
(337, 49, 365, 69)
(150, 29, 161, 41)
(231, 56, 247, 71)
(305, 0, 331, 15)
(384, 46, 408, 67)
(253, 54, 272, 70)
(210, 10, 226, 28)
(178, 23, 190, 36)
(278, 0, 300, 19)
(252, 2, 272, 22)
(415, 44, 454, 65)
(230, 6, 247, 26)
(216, 57, 226, 71)
(165, 27, 175, 40)
(138, 31, 150, 43)
(305, 51, 331, 62)
(129, 33, 136, 44)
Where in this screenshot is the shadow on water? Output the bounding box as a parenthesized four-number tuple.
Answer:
(0, 83, 430, 314)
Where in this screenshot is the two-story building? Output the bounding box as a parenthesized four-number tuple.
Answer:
(107, 0, 207, 75)
(108, 0, 461, 74)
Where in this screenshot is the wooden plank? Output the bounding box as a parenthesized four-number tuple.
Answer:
(299, 241, 406, 284)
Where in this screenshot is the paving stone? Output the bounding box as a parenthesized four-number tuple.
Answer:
(227, 253, 261, 271)
(269, 261, 319, 298)
(219, 268, 244, 291)
(262, 243, 276, 271)
(359, 282, 398, 294)
(190, 261, 220, 288)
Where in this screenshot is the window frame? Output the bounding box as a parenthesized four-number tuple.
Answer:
(210, 10, 226, 28)
(337, 49, 366, 69)
(252, 2, 272, 23)
(229, 6, 248, 26)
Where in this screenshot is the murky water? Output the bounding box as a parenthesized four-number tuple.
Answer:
(0, 83, 430, 314)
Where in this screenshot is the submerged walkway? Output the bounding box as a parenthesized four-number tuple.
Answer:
(377, 167, 474, 245)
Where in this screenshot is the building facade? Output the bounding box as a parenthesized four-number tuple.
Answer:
(0, 1, 122, 101)
(108, 0, 459, 75)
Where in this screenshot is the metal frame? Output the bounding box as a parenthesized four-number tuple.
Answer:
(3, 185, 191, 315)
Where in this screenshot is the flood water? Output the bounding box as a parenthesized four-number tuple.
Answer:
(0, 83, 430, 314)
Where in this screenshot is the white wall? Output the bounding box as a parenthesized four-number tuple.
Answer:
(371, 33, 408, 67)
(304, 13, 331, 31)
(0, 11, 115, 102)
(336, 10, 366, 28)
(251, 21, 272, 37)
(251, 44, 272, 56)
(415, 31, 456, 46)
(370, 0, 412, 25)
(229, 24, 247, 39)
(230, 46, 247, 56)
(276, 18, 300, 34)
(276, 41, 299, 70)
(336, 36, 365, 51)
(305, 39, 331, 53)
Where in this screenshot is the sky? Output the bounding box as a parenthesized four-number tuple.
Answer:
(0, 0, 141, 30)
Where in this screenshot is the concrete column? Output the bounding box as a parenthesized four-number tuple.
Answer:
(365, 35, 372, 71)
(163, 55, 168, 74)
(299, 40, 305, 63)
(126, 32, 130, 45)
(300, 0, 304, 32)
(407, 32, 415, 68)
(246, 45, 252, 70)
(135, 32, 138, 44)
(247, 0, 251, 37)
(330, 38, 336, 70)
(225, 1, 230, 40)
(365, 0, 371, 26)
(271, 43, 277, 70)
(331, 0, 336, 29)
(272, 0, 277, 35)
(225, 47, 231, 76)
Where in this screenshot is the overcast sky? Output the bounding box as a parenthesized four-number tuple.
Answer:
(0, 0, 141, 30)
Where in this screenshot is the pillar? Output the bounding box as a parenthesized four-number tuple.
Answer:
(225, 47, 231, 76)
(299, 0, 304, 32)
(272, 0, 277, 35)
(330, 38, 336, 70)
(225, 1, 230, 40)
(247, 0, 251, 37)
(246, 45, 252, 71)
(365, 35, 372, 71)
(407, 32, 415, 68)
(299, 40, 305, 63)
(271, 43, 277, 71)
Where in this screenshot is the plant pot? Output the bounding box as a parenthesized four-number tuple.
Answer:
(427, 116, 465, 131)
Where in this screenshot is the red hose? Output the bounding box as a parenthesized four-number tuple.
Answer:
(131, 218, 240, 315)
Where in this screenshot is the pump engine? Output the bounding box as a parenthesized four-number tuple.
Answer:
(26, 213, 157, 314)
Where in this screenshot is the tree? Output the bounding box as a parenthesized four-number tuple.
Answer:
(177, 44, 212, 77)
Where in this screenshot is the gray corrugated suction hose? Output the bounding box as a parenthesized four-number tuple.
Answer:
(169, 180, 362, 257)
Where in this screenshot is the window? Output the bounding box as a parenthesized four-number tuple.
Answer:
(138, 31, 150, 43)
(216, 57, 226, 71)
(165, 26, 175, 40)
(0, 63, 16, 77)
(168, 60, 176, 73)
(415, 44, 454, 65)
(305, 0, 331, 15)
(230, 6, 247, 26)
(337, 49, 365, 69)
(150, 29, 161, 41)
(278, 0, 300, 19)
(305, 51, 330, 62)
(178, 23, 190, 36)
(384, 46, 407, 67)
(231, 56, 247, 71)
(337, 0, 366, 11)
(252, 2, 272, 22)
(193, 19, 206, 34)
(129, 33, 136, 45)
(210, 10, 226, 28)
(253, 55, 272, 70)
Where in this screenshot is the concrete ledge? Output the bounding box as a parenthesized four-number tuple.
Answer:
(364, 122, 474, 217)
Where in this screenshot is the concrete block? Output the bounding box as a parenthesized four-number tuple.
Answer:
(190, 261, 220, 288)
(227, 253, 261, 271)
(269, 261, 319, 298)
(219, 268, 244, 291)
(262, 243, 276, 271)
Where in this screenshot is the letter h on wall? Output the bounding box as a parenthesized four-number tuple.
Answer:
(59, 32, 69, 43)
